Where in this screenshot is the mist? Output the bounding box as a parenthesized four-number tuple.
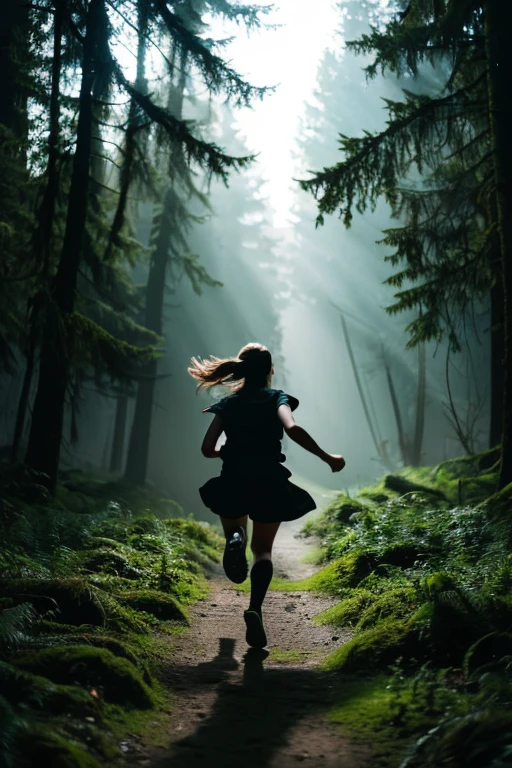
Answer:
(110, 0, 490, 515)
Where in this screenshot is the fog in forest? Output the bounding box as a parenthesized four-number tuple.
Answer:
(1, 0, 490, 517)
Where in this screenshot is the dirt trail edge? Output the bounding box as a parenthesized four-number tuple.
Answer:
(127, 517, 372, 768)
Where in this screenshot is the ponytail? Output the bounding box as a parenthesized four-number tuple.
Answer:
(188, 342, 272, 392)
(188, 355, 247, 390)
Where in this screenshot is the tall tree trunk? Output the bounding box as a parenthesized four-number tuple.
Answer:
(11, 2, 63, 463)
(383, 357, 409, 465)
(411, 342, 426, 466)
(110, 394, 128, 472)
(486, 1, 512, 489)
(489, 236, 505, 448)
(124, 187, 172, 484)
(124, 50, 187, 485)
(25, 0, 101, 492)
(10, 338, 35, 463)
(337, 312, 384, 463)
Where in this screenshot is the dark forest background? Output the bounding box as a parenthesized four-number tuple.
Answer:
(1, 0, 511, 504)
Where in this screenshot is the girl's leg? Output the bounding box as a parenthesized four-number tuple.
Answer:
(220, 515, 248, 584)
(244, 521, 280, 648)
(248, 521, 280, 615)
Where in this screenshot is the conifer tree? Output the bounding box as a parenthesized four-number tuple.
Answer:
(301, 0, 512, 485)
(123, 0, 270, 485)
(20, 0, 270, 493)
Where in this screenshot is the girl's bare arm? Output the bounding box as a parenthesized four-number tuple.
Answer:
(201, 414, 224, 458)
(278, 405, 345, 473)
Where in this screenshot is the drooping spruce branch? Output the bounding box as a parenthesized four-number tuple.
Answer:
(113, 63, 254, 183)
(204, 0, 274, 30)
(299, 84, 486, 227)
(150, 0, 273, 106)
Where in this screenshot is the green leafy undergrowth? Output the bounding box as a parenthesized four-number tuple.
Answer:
(0, 472, 223, 767)
(299, 451, 512, 763)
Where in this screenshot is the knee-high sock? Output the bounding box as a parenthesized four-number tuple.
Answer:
(249, 559, 273, 615)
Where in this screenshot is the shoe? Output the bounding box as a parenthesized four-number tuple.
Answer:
(222, 526, 248, 584)
(244, 610, 267, 649)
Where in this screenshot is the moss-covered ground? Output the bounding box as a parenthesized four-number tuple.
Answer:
(0, 467, 223, 768)
(284, 450, 512, 766)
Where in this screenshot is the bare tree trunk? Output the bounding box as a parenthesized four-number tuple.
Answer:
(411, 342, 426, 466)
(338, 312, 384, 463)
(383, 356, 409, 465)
(109, 394, 128, 472)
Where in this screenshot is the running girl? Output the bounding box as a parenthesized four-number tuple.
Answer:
(188, 343, 345, 649)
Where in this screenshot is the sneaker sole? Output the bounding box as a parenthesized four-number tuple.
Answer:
(244, 610, 267, 648)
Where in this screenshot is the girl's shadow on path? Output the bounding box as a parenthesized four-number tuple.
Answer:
(153, 638, 343, 768)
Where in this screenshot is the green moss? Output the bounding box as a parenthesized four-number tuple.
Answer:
(88, 536, 124, 550)
(118, 590, 189, 624)
(412, 598, 484, 664)
(323, 618, 422, 673)
(314, 589, 374, 628)
(329, 674, 467, 768)
(433, 447, 500, 479)
(236, 552, 372, 595)
(81, 549, 141, 579)
(383, 474, 448, 501)
(12, 645, 155, 708)
(16, 728, 103, 768)
(0, 660, 101, 716)
(97, 592, 150, 634)
(164, 517, 222, 547)
(422, 571, 457, 597)
(322, 494, 367, 525)
(311, 553, 371, 591)
(357, 586, 418, 631)
(28, 630, 151, 681)
(0, 578, 106, 626)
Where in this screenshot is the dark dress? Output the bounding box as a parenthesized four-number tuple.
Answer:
(199, 387, 316, 523)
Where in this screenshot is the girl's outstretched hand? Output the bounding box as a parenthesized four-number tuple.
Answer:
(326, 454, 346, 473)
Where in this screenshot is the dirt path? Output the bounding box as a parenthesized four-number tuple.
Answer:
(125, 514, 371, 768)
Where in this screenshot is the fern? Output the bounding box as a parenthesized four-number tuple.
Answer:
(0, 603, 37, 651)
(0, 694, 24, 768)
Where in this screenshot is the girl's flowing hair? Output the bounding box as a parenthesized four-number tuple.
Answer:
(188, 343, 272, 392)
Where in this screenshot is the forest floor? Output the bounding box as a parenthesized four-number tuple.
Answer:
(123, 515, 372, 768)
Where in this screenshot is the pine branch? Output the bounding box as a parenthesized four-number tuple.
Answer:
(152, 0, 273, 106)
(113, 63, 254, 182)
(204, 1, 274, 29)
(299, 87, 487, 227)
